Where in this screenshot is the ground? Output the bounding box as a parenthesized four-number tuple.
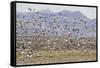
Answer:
(16, 36, 96, 65)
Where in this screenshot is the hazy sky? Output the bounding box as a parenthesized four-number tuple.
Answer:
(16, 3, 96, 19)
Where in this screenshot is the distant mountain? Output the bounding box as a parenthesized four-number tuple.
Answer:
(37, 9, 53, 14)
(16, 10, 96, 38)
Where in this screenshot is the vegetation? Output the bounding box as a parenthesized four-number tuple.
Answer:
(16, 36, 96, 65)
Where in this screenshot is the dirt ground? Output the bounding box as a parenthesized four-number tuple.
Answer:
(16, 36, 96, 65)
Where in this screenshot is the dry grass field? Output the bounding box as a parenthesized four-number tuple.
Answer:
(16, 36, 96, 65)
(16, 50, 96, 65)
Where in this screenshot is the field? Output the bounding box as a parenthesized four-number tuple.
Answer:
(16, 36, 96, 65)
(16, 50, 96, 65)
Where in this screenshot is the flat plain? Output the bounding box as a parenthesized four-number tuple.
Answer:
(16, 36, 96, 65)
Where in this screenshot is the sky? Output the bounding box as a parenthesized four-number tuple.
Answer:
(16, 3, 96, 19)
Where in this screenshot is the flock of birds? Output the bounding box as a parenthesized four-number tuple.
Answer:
(16, 8, 96, 39)
(16, 8, 96, 62)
